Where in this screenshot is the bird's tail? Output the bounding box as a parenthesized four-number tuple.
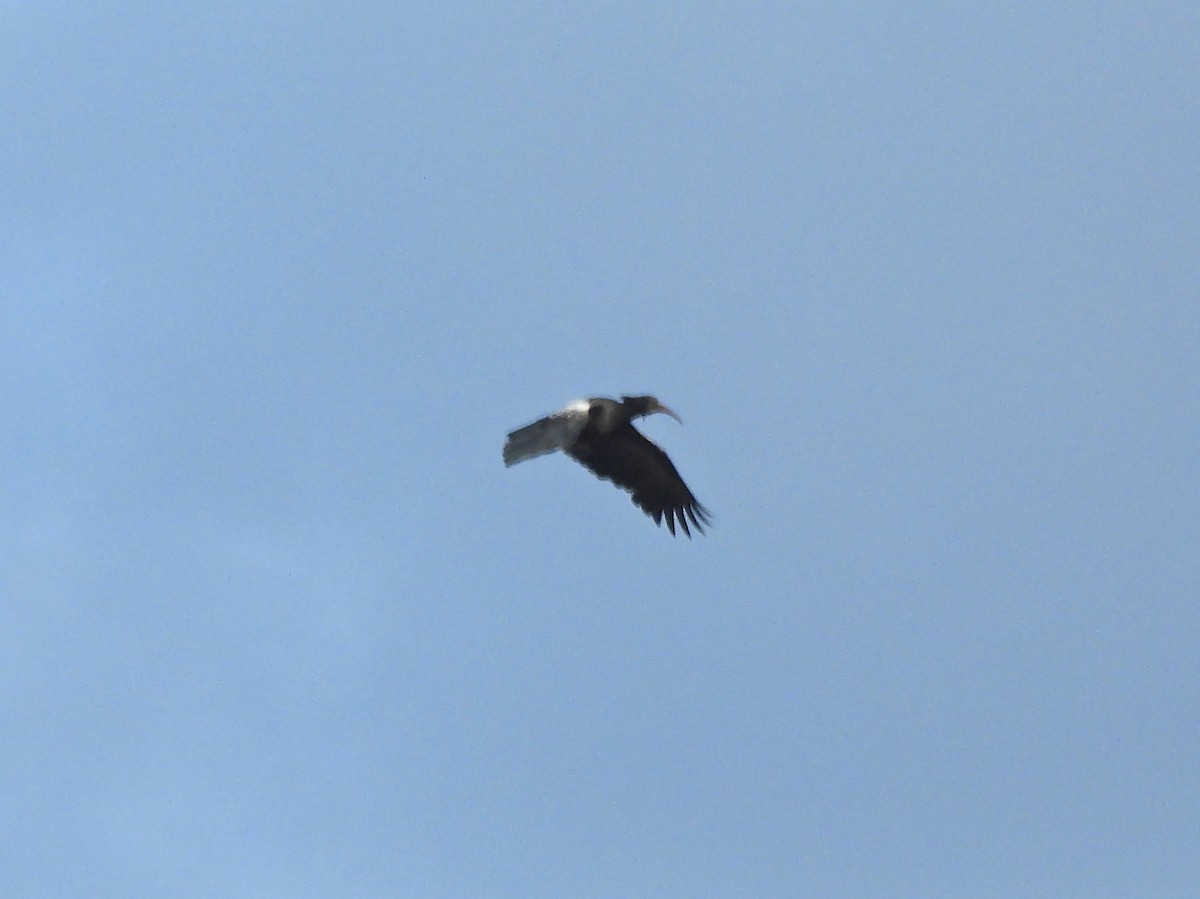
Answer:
(503, 408, 588, 466)
(503, 420, 560, 466)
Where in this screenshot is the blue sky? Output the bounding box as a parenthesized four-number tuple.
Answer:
(3, 3, 1197, 896)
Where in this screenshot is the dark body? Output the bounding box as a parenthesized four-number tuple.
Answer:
(564, 396, 711, 537)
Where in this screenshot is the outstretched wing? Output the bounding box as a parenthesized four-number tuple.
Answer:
(503, 400, 590, 467)
(566, 423, 711, 537)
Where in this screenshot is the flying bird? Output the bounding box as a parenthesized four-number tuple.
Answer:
(503, 395, 711, 537)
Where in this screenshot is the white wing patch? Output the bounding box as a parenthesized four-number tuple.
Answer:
(503, 400, 590, 467)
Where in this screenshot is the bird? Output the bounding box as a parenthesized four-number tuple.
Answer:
(503, 395, 711, 537)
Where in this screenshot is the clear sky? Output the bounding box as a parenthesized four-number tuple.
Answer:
(3, 3, 1197, 897)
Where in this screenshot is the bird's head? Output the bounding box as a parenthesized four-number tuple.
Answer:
(622, 395, 683, 424)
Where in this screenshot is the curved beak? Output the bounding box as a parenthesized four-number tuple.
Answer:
(655, 402, 683, 425)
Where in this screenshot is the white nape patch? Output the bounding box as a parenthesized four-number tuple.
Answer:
(561, 399, 591, 416)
